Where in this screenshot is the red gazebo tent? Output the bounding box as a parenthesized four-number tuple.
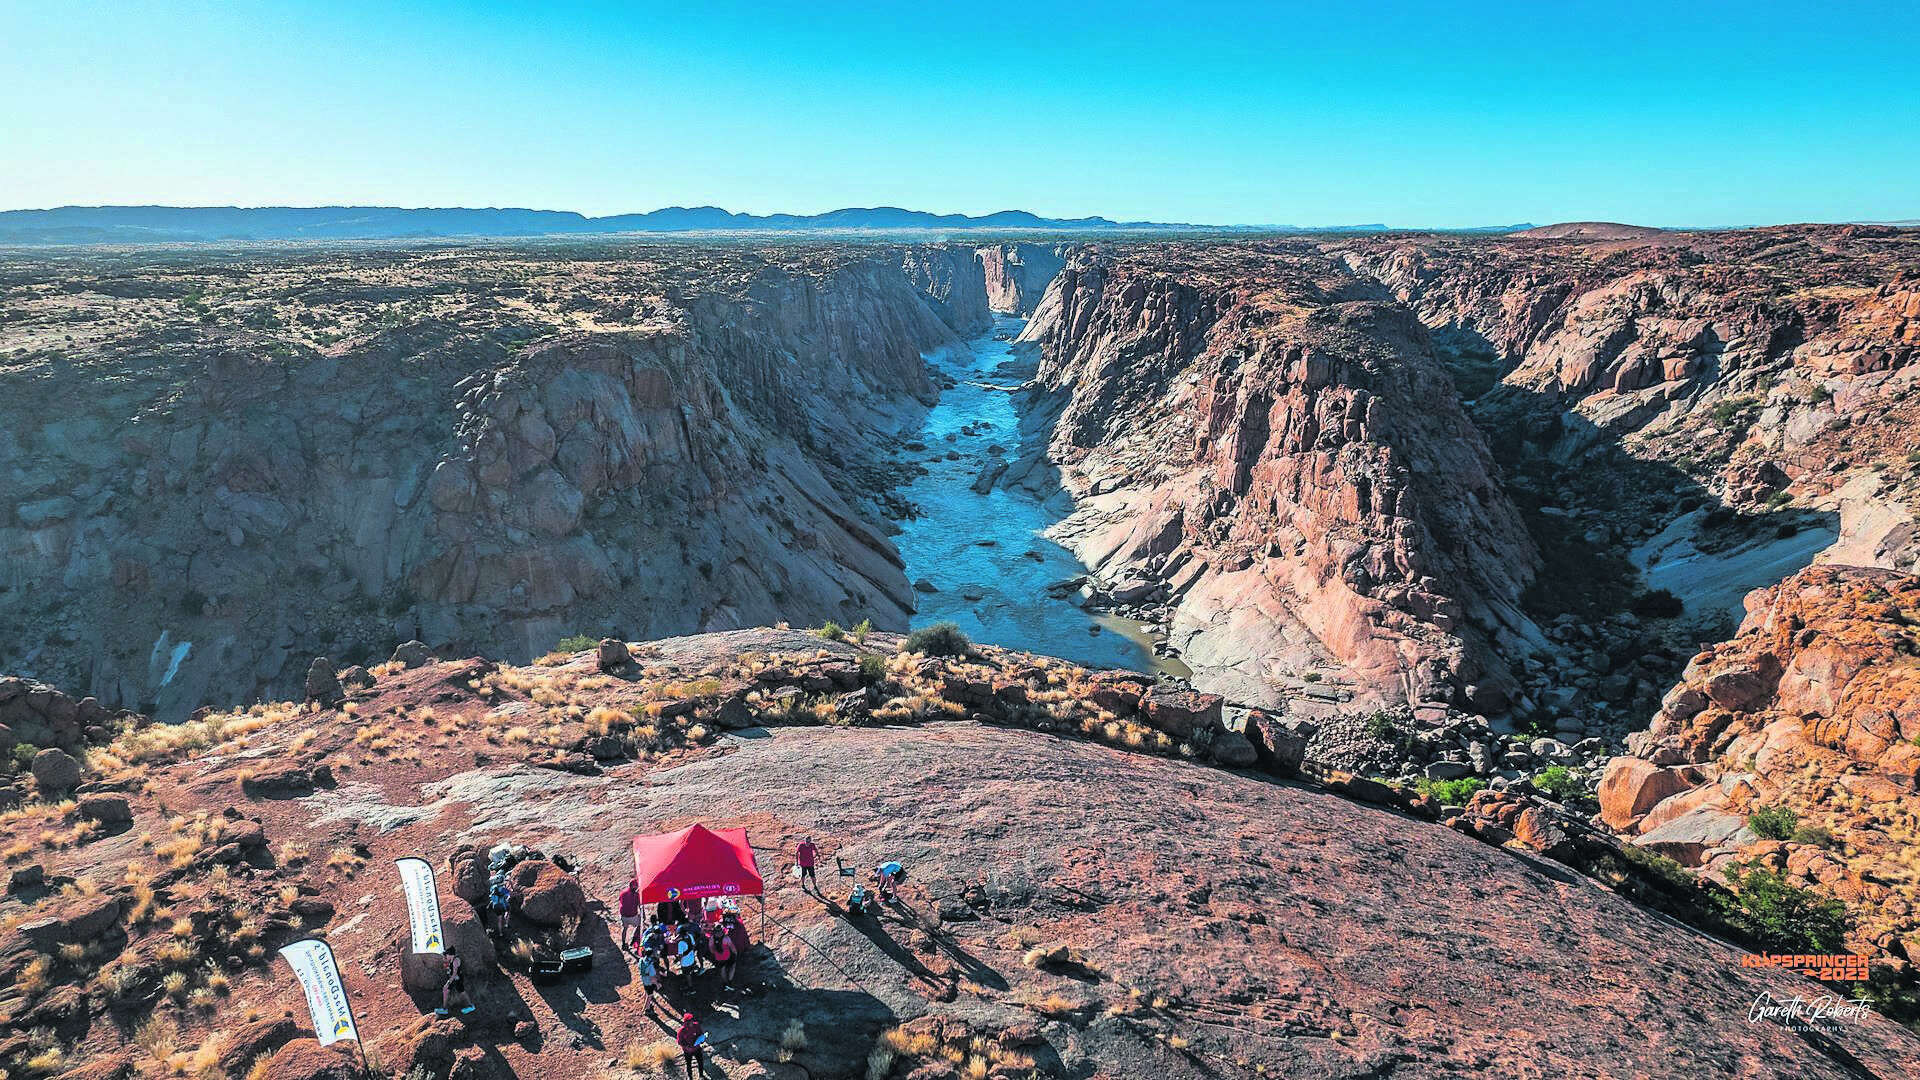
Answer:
(631, 823, 763, 905)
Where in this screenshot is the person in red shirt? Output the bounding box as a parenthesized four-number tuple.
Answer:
(676, 1012, 707, 1078)
(795, 836, 818, 893)
(616, 878, 642, 947)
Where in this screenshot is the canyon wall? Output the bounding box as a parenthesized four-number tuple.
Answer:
(0, 245, 989, 718)
(976, 242, 1071, 315)
(1338, 227, 1920, 569)
(1015, 244, 1542, 710)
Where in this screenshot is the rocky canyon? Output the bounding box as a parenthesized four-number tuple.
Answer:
(6, 224, 1920, 1079)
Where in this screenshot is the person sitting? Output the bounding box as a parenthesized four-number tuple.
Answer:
(847, 881, 876, 915)
(437, 947, 475, 1016)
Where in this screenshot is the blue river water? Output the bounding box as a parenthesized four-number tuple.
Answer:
(891, 315, 1165, 673)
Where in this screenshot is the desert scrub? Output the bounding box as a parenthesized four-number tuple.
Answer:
(1717, 863, 1849, 953)
(814, 621, 846, 641)
(1532, 765, 1583, 803)
(1414, 776, 1486, 805)
(903, 621, 969, 657)
(553, 633, 597, 653)
(1747, 805, 1799, 841)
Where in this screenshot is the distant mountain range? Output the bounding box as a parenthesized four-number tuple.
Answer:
(0, 204, 1468, 245)
(0, 205, 1170, 244)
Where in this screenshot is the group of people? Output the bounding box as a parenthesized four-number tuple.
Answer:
(795, 835, 907, 915)
(616, 879, 752, 1013)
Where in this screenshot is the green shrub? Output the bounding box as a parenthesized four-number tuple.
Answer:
(1533, 765, 1583, 803)
(1363, 711, 1399, 742)
(1747, 805, 1798, 841)
(10, 743, 35, 770)
(814, 621, 845, 641)
(850, 619, 873, 644)
(1630, 588, 1685, 619)
(903, 622, 970, 657)
(858, 655, 887, 687)
(554, 633, 597, 653)
(1789, 823, 1836, 848)
(1416, 776, 1486, 805)
(1718, 864, 1850, 953)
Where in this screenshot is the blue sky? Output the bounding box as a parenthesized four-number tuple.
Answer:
(2, 1, 1913, 226)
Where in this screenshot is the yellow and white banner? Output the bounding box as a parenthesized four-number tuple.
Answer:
(278, 938, 360, 1046)
(395, 857, 445, 954)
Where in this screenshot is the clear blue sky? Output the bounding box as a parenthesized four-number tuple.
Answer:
(2, 1, 1913, 227)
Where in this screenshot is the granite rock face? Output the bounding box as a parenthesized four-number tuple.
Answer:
(1606, 565, 1920, 953)
(1017, 244, 1542, 709)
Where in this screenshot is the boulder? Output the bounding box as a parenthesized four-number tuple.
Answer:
(1243, 710, 1312, 776)
(401, 948, 453, 994)
(1705, 663, 1775, 711)
(304, 657, 344, 706)
(1331, 773, 1402, 807)
(20, 895, 123, 950)
(31, 746, 83, 794)
(390, 640, 436, 669)
(448, 847, 489, 905)
(512, 860, 584, 926)
(263, 1039, 363, 1080)
(216, 1017, 300, 1076)
(1597, 757, 1694, 831)
(77, 794, 133, 824)
(339, 665, 375, 690)
(51, 1055, 133, 1080)
(243, 765, 318, 798)
(1142, 685, 1223, 739)
(1086, 672, 1149, 715)
(1634, 808, 1754, 866)
(1209, 731, 1258, 767)
(1425, 760, 1473, 781)
(596, 637, 632, 672)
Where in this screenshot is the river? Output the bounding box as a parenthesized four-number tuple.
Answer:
(891, 315, 1181, 675)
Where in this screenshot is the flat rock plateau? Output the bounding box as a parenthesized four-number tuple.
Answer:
(4, 225, 1920, 1078)
(5, 630, 1920, 1079)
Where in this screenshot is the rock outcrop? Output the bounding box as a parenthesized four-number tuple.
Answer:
(6, 630, 1916, 1079)
(1604, 564, 1920, 954)
(1016, 244, 1542, 709)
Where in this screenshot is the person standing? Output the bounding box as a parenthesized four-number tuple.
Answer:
(795, 836, 818, 893)
(616, 878, 642, 947)
(671, 925, 700, 990)
(676, 1012, 707, 1078)
(632, 939, 661, 1014)
(437, 947, 474, 1016)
